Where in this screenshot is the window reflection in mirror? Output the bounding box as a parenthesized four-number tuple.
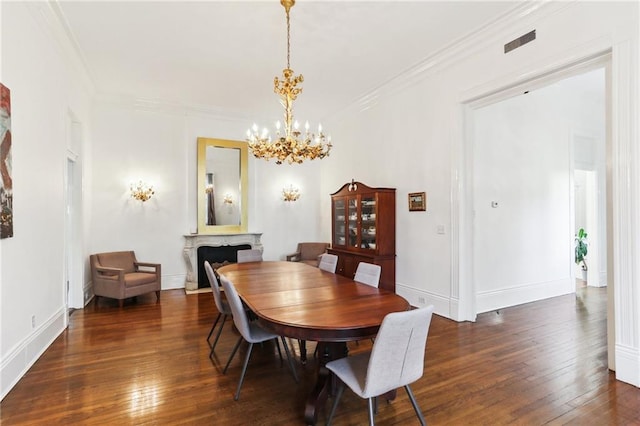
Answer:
(197, 138, 248, 234)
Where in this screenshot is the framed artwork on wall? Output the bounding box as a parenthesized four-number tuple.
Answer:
(408, 192, 426, 212)
(0, 82, 12, 239)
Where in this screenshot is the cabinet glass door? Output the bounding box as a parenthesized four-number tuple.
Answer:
(334, 199, 346, 246)
(360, 195, 376, 250)
(347, 197, 358, 248)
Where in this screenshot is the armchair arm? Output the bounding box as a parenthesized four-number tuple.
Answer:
(135, 262, 161, 276)
(286, 251, 301, 262)
(95, 266, 124, 281)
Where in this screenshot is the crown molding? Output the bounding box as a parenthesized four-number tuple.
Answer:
(93, 92, 260, 123)
(25, 1, 95, 97)
(329, 0, 568, 120)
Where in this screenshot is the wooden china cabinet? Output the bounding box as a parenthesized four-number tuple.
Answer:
(328, 181, 396, 292)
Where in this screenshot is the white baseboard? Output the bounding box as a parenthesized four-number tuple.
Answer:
(83, 281, 93, 306)
(615, 344, 640, 387)
(1, 308, 66, 400)
(396, 284, 451, 319)
(162, 274, 185, 290)
(476, 278, 573, 314)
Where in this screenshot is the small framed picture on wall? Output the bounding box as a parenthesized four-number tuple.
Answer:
(408, 192, 426, 211)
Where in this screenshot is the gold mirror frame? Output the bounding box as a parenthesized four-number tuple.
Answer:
(197, 137, 248, 234)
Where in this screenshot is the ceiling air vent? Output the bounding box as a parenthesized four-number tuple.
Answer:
(504, 30, 536, 54)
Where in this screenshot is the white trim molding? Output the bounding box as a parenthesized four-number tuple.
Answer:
(396, 283, 451, 318)
(0, 308, 66, 400)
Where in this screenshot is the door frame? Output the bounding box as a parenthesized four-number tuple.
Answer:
(455, 41, 638, 386)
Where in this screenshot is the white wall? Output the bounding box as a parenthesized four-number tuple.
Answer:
(322, 1, 631, 315)
(89, 102, 324, 290)
(320, 1, 638, 385)
(473, 83, 581, 313)
(0, 2, 92, 399)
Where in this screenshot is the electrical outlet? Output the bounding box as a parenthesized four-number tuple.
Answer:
(418, 297, 426, 305)
(31, 315, 36, 329)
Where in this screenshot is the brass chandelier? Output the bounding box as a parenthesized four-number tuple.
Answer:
(246, 0, 332, 165)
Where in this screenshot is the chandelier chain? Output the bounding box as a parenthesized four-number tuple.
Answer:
(286, 6, 291, 69)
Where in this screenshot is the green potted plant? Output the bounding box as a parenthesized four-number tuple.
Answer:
(575, 228, 588, 273)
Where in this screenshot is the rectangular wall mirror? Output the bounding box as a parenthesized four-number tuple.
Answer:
(197, 137, 248, 234)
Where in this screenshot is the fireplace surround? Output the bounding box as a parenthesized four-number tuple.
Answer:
(183, 233, 263, 291)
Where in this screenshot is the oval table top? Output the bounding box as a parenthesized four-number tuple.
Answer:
(217, 261, 410, 342)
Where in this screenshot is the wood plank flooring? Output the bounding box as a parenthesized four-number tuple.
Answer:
(1, 286, 638, 425)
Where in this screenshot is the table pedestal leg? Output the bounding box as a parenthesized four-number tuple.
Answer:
(304, 341, 347, 425)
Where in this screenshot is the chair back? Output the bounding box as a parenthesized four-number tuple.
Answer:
(364, 306, 434, 397)
(95, 251, 137, 273)
(219, 276, 252, 341)
(354, 262, 381, 288)
(237, 249, 263, 263)
(318, 253, 338, 273)
(298, 242, 330, 261)
(204, 261, 227, 314)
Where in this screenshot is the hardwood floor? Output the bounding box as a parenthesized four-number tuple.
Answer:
(1, 286, 638, 425)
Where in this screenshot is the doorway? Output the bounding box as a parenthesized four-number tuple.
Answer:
(65, 116, 84, 314)
(465, 59, 612, 368)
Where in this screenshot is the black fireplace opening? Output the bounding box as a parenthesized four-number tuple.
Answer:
(197, 244, 252, 288)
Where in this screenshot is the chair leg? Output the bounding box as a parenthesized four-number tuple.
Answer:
(298, 339, 307, 364)
(118, 299, 124, 308)
(280, 336, 299, 383)
(405, 385, 426, 426)
(274, 337, 284, 366)
(326, 381, 345, 426)
(223, 336, 244, 374)
(234, 342, 254, 401)
(207, 313, 222, 345)
(367, 398, 376, 426)
(156, 290, 161, 302)
(209, 315, 228, 356)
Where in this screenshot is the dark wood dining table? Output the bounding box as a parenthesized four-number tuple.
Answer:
(217, 261, 410, 425)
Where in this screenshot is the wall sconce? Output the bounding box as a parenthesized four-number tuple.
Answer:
(282, 185, 301, 202)
(223, 193, 233, 205)
(130, 181, 155, 202)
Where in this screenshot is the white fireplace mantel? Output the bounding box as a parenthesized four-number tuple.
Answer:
(183, 233, 263, 291)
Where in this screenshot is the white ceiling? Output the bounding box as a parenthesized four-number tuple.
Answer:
(54, 1, 521, 122)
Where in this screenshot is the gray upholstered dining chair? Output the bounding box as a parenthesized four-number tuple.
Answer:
(204, 261, 233, 356)
(220, 275, 299, 400)
(326, 305, 435, 426)
(236, 249, 263, 263)
(318, 253, 338, 273)
(354, 262, 381, 288)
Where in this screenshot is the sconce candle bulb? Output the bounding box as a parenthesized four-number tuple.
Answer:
(130, 181, 155, 202)
(282, 185, 301, 202)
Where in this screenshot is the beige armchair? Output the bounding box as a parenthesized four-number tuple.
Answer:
(286, 242, 330, 267)
(90, 251, 161, 308)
